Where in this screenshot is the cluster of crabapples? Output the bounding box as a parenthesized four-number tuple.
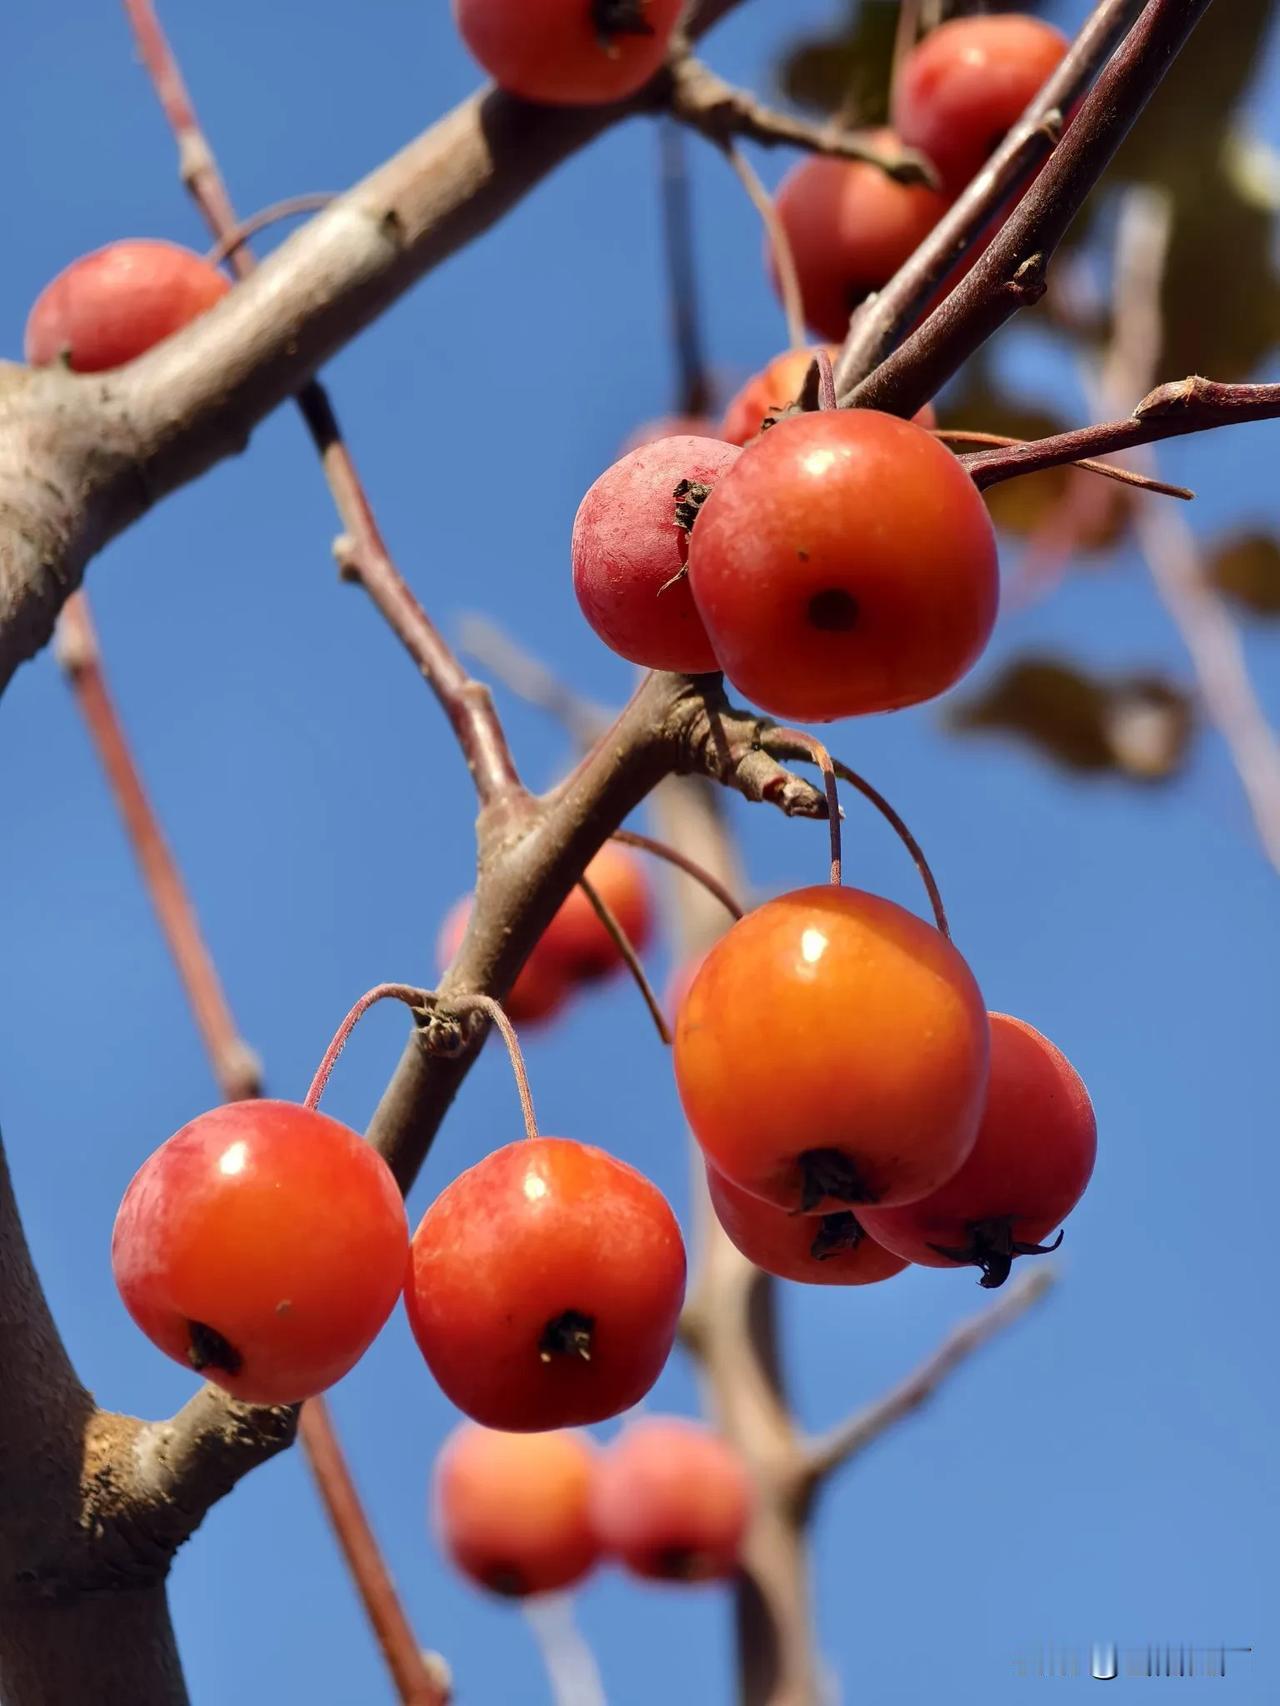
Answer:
(25, 0, 1097, 1604)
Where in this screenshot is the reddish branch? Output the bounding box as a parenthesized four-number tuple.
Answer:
(298, 1399, 448, 1705)
(835, 0, 1145, 395)
(959, 378, 1280, 488)
(848, 0, 1217, 418)
(55, 593, 262, 1102)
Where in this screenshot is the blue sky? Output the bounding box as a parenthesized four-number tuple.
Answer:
(1, 1, 1277, 1701)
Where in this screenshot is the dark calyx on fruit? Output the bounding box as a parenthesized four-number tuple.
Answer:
(807, 588, 859, 632)
(186, 1319, 243, 1376)
(809, 1210, 866, 1260)
(538, 1309, 595, 1363)
(928, 1216, 1065, 1289)
(673, 478, 714, 538)
(798, 1148, 877, 1210)
(592, 0, 654, 46)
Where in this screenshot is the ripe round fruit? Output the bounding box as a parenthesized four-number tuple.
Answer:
(720, 347, 837, 447)
(591, 1418, 751, 1582)
(673, 886, 989, 1212)
(859, 1013, 1096, 1288)
(772, 137, 949, 341)
(452, 0, 684, 106)
(112, 1101, 408, 1404)
(406, 1137, 686, 1430)
(572, 434, 740, 672)
(433, 1424, 602, 1597)
(25, 240, 230, 373)
(687, 409, 999, 722)
(893, 15, 1069, 193)
(545, 842, 656, 983)
(437, 895, 568, 1026)
(706, 1166, 909, 1286)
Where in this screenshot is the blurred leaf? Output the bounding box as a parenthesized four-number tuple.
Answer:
(778, 1, 896, 126)
(1208, 532, 1280, 617)
(950, 655, 1194, 781)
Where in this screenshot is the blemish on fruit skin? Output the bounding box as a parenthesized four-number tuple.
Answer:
(275, 1299, 293, 1316)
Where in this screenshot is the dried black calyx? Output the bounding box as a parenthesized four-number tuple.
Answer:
(807, 589, 859, 632)
(187, 1319, 243, 1376)
(797, 1148, 877, 1211)
(655, 1545, 711, 1580)
(673, 477, 714, 538)
(592, 0, 654, 48)
(809, 1211, 866, 1261)
(539, 1309, 595, 1363)
(484, 1564, 528, 1598)
(928, 1216, 1065, 1290)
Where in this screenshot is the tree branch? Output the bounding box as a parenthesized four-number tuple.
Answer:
(848, 0, 1217, 418)
(802, 1268, 1057, 1488)
(0, 0, 749, 698)
(960, 379, 1280, 489)
(55, 592, 262, 1102)
(124, 0, 521, 806)
(669, 57, 937, 183)
(835, 0, 1143, 395)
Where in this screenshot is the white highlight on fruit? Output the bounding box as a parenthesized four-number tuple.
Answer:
(800, 927, 828, 966)
(218, 1139, 249, 1177)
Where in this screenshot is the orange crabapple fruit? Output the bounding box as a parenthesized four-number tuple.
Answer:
(25, 239, 230, 373)
(720, 347, 938, 446)
(591, 1417, 752, 1582)
(452, 0, 684, 107)
(706, 1165, 910, 1286)
(111, 1101, 408, 1404)
(405, 1137, 686, 1430)
(572, 433, 740, 672)
(858, 1012, 1096, 1288)
(686, 408, 999, 723)
(673, 886, 989, 1214)
(432, 1423, 602, 1597)
(771, 135, 950, 342)
(543, 841, 656, 983)
(893, 15, 1070, 194)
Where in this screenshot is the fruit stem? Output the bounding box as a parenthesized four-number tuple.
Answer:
(206, 190, 337, 266)
(764, 734, 951, 937)
(610, 830, 744, 919)
(304, 983, 429, 1111)
(772, 730, 843, 884)
(576, 876, 673, 1046)
(448, 994, 541, 1139)
(722, 140, 806, 353)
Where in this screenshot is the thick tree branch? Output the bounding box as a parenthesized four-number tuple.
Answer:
(801, 1268, 1057, 1489)
(835, 0, 1143, 395)
(960, 379, 1280, 489)
(124, 0, 520, 805)
(0, 0, 747, 697)
(848, 0, 1216, 418)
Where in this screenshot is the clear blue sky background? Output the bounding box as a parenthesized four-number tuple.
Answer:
(1, 2, 1277, 1702)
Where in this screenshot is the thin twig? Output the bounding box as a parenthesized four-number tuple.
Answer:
(668, 57, 937, 185)
(303, 983, 427, 1111)
(723, 140, 805, 351)
(848, 0, 1215, 416)
(836, 0, 1144, 395)
(658, 121, 712, 418)
(936, 428, 1192, 499)
(802, 1268, 1057, 1486)
(298, 1399, 448, 1706)
(577, 876, 672, 1046)
(55, 592, 261, 1102)
(456, 614, 611, 749)
(1100, 190, 1280, 873)
(959, 380, 1280, 489)
(122, 0, 522, 807)
(448, 994, 541, 1138)
(610, 829, 743, 919)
